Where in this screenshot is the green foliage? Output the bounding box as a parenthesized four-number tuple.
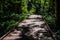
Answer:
(0, 0, 56, 38)
(0, 0, 36, 37)
(45, 15, 56, 25)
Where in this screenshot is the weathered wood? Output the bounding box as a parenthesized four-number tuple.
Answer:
(1, 15, 56, 40)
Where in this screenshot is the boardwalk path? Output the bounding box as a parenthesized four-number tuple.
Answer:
(1, 15, 56, 40)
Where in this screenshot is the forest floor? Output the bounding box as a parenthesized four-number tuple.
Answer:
(1, 15, 56, 40)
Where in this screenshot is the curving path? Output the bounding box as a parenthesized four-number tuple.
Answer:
(1, 15, 56, 40)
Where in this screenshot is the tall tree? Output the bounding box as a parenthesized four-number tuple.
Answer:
(55, 0, 60, 27)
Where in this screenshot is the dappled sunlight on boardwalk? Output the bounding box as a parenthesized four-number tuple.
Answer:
(2, 15, 55, 40)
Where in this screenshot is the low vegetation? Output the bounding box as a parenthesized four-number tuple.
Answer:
(0, 0, 59, 40)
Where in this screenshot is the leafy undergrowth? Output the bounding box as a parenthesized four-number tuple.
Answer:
(0, 13, 31, 37)
(44, 15, 60, 40)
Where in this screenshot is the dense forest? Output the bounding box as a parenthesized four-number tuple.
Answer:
(0, 0, 60, 40)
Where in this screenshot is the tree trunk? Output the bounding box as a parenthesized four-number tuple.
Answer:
(55, 0, 60, 27)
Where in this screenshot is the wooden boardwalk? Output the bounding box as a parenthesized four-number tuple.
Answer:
(1, 15, 56, 40)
